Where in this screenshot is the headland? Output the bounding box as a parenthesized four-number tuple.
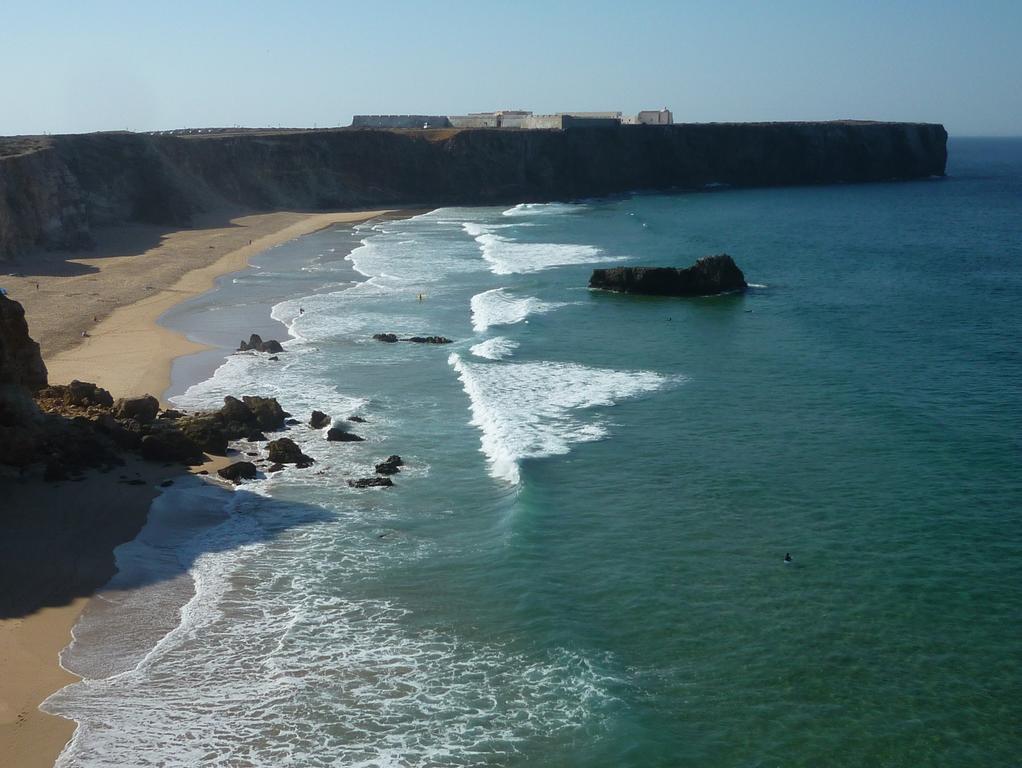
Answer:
(0, 121, 947, 262)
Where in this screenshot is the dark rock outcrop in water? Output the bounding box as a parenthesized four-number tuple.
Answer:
(348, 476, 394, 488)
(327, 427, 364, 442)
(0, 122, 947, 260)
(266, 437, 313, 465)
(309, 410, 331, 429)
(589, 255, 748, 297)
(374, 333, 453, 345)
(238, 334, 284, 354)
(375, 455, 403, 475)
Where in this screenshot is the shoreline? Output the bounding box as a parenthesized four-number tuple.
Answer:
(43, 210, 401, 404)
(0, 208, 406, 768)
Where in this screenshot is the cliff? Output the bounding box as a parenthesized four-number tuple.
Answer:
(0, 121, 947, 260)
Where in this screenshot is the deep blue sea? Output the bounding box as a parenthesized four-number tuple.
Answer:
(45, 138, 1022, 767)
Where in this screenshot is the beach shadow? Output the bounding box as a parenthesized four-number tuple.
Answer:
(0, 471, 333, 619)
(4, 213, 254, 278)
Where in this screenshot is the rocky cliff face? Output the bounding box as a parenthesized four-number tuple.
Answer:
(0, 294, 48, 393)
(0, 121, 948, 260)
(0, 295, 48, 464)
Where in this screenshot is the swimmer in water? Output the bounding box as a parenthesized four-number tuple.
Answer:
(784, 553, 793, 563)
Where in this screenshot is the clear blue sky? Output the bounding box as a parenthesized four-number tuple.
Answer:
(2, 0, 1018, 136)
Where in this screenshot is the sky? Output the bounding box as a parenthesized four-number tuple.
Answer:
(1, 0, 1019, 137)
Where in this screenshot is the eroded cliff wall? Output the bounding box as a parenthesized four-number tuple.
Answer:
(0, 121, 947, 260)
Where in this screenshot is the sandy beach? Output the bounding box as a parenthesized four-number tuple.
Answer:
(0, 208, 398, 767)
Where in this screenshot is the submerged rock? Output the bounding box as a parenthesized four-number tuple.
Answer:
(589, 254, 748, 297)
(348, 476, 394, 488)
(373, 333, 399, 343)
(407, 336, 453, 344)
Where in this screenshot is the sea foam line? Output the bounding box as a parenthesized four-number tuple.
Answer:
(449, 353, 671, 484)
(470, 288, 564, 333)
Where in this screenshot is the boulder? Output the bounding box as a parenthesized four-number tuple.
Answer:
(218, 461, 258, 484)
(266, 437, 313, 465)
(140, 430, 204, 465)
(375, 455, 403, 475)
(347, 415, 366, 423)
(407, 336, 453, 344)
(93, 413, 143, 450)
(177, 414, 228, 455)
(215, 395, 286, 439)
(372, 333, 398, 343)
(158, 409, 184, 420)
(39, 380, 114, 408)
(588, 254, 748, 297)
(327, 427, 364, 442)
(347, 476, 394, 488)
(309, 410, 331, 429)
(113, 395, 160, 424)
(242, 396, 286, 430)
(219, 395, 253, 425)
(267, 462, 285, 473)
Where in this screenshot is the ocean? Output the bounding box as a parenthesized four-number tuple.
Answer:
(44, 138, 1022, 767)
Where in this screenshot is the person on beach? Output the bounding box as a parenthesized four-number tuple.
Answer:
(299, 306, 304, 315)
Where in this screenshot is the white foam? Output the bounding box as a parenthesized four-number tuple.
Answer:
(475, 233, 611, 275)
(449, 354, 671, 484)
(45, 489, 614, 767)
(501, 202, 589, 217)
(469, 336, 519, 360)
(469, 288, 564, 333)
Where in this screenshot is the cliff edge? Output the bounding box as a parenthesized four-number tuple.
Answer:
(0, 121, 948, 261)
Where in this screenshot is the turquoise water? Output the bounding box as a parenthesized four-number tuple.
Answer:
(47, 139, 1021, 767)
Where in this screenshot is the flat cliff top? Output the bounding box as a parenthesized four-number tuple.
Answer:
(0, 119, 945, 146)
(0, 136, 51, 158)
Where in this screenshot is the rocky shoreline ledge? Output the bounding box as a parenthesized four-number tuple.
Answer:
(1, 294, 401, 489)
